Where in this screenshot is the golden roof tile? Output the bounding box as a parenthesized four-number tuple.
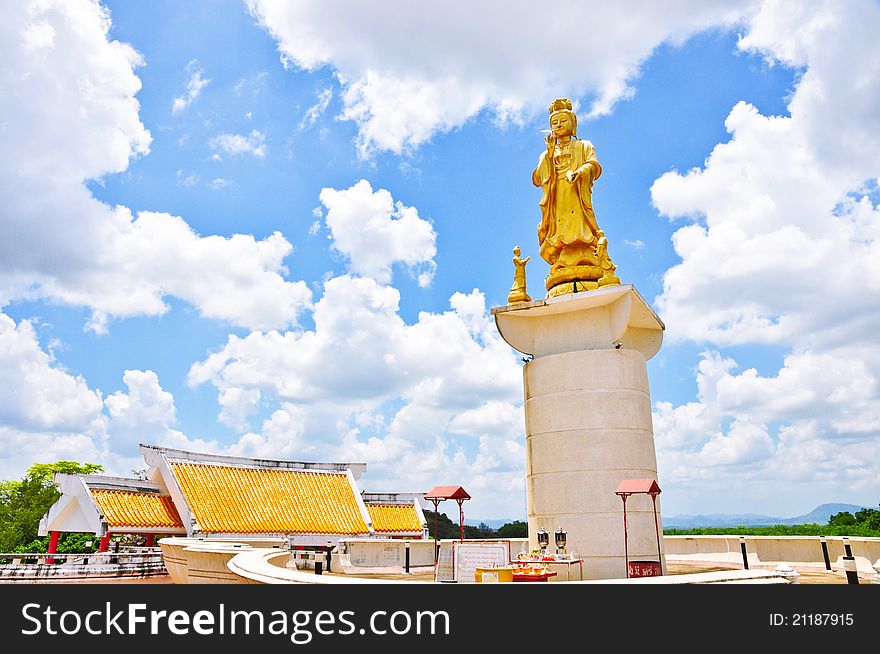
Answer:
(170, 462, 370, 535)
(89, 489, 183, 530)
(366, 503, 423, 533)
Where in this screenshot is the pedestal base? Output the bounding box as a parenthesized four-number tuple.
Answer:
(492, 285, 666, 580)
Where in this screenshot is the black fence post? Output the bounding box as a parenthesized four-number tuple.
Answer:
(842, 537, 859, 585)
(405, 540, 411, 574)
(325, 543, 332, 573)
(820, 536, 832, 572)
(739, 536, 749, 570)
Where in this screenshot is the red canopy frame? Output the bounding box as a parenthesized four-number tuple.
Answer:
(424, 486, 471, 563)
(614, 478, 662, 578)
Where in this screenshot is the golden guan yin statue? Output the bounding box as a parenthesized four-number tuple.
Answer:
(533, 98, 619, 296)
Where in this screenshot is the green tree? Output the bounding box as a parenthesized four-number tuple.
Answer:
(854, 507, 880, 530)
(465, 522, 496, 539)
(828, 511, 857, 527)
(0, 461, 103, 553)
(496, 520, 528, 538)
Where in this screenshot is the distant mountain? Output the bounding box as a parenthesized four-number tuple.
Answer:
(663, 503, 870, 529)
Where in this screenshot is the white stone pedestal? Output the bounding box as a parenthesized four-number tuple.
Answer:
(492, 284, 665, 580)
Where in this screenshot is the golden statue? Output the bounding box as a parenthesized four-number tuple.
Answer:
(533, 98, 618, 296)
(507, 245, 532, 304)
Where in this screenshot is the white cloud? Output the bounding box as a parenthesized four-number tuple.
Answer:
(246, 0, 755, 155)
(188, 276, 525, 516)
(172, 59, 210, 113)
(103, 369, 223, 458)
(0, 313, 230, 481)
(319, 180, 437, 285)
(209, 177, 236, 190)
(0, 0, 150, 185)
(298, 88, 333, 130)
(176, 170, 199, 188)
(654, 348, 880, 515)
(652, 3, 880, 348)
(650, 2, 880, 514)
(0, 0, 311, 333)
(208, 130, 267, 158)
(105, 370, 184, 447)
(225, 405, 307, 460)
(0, 314, 105, 435)
(0, 312, 108, 480)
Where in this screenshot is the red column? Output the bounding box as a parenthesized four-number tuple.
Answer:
(458, 499, 465, 542)
(47, 530, 60, 564)
(145, 534, 155, 547)
(98, 533, 111, 552)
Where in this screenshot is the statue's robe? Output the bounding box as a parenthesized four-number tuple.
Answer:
(533, 139, 602, 266)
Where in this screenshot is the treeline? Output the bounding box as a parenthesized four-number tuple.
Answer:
(426, 507, 880, 540)
(663, 508, 880, 537)
(423, 510, 527, 539)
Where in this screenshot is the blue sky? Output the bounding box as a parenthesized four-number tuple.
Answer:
(1, 0, 878, 521)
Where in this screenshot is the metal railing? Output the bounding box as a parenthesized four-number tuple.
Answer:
(0, 547, 164, 568)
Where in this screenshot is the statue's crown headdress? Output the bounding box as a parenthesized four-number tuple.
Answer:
(549, 98, 573, 114)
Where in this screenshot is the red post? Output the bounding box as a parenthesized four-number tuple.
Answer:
(621, 494, 629, 577)
(47, 530, 60, 564)
(651, 492, 662, 574)
(432, 499, 440, 563)
(145, 534, 155, 547)
(98, 533, 111, 553)
(457, 499, 465, 542)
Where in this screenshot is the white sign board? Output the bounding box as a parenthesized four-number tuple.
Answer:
(452, 541, 509, 583)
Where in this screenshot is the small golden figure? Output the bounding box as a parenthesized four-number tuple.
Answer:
(595, 230, 620, 287)
(507, 245, 532, 304)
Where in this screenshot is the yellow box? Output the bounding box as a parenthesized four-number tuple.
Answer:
(474, 566, 514, 583)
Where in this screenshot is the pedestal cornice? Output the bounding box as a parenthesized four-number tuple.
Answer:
(491, 284, 664, 360)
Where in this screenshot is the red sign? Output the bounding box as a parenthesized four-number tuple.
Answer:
(628, 561, 662, 577)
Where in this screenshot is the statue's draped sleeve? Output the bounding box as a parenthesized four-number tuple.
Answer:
(575, 141, 601, 202)
(533, 150, 553, 244)
(574, 141, 602, 234)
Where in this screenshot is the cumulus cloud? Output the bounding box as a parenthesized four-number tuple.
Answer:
(188, 276, 526, 516)
(650, 0, 880, 514)
(105, 370, 183, 446)
(0, 314, 105, 436)
(0, 312, 108, 480)
(246, 0, 755, 155)
(104, 369, 223, 457)
(172, 59, 210, 113)
(319, 180, 437, 286)
(654, 348, 880, 514)
(0, 0, 311, 333)
(0, 311, 231, 479)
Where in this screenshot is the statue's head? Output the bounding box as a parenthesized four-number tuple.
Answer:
(513, 245, 521, 256)
(548, 97, 577, 137)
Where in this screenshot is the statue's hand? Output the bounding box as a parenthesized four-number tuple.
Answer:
(545, 134, 555, 150)
(566, 169, 580, 183)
